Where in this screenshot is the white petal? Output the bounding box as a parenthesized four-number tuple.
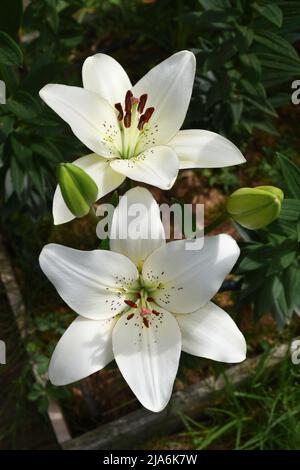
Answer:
(110, 187, 165, 268)
(142, 234, 240, 314)
(49, 316, 116, 385)
(39, 244, 139, 320)
(169, 130, 246, 169)
(176, 302, 246, 363)
(110, 146, 179, 190)
(39, 84, 121, 156)
(82, 53, 132, 107)
(132, 51, 196, 149)
(112, 308, 181, 412)
(52, 154, 126, 225)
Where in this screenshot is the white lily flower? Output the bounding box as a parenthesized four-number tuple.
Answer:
(39, 187, 246, 412)
(39, 51, 246, 225)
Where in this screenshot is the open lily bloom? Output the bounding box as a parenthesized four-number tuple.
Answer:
(39, 187, 246, 412)
(39, 51, 245, 225)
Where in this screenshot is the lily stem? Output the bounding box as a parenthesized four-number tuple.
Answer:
(204, 212, 229, 235)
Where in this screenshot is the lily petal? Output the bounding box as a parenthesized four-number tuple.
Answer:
(53, 153, 126, 225)
(113, 308, 181, 412)
(39, 84, 121, 156)
(110, 146, 179, 190)
(39, 244, 139, 320)
(169, 130, 246, 169)
(82, 53, 132, 107)
(110, 187, 165, 268)
(142, 234, 240, 314)
(132, 51, 196, 150)
(49, 316, 117, 385)
(176, 302, 246, 363)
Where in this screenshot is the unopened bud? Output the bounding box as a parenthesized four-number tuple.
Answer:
(226, 185, 284, 229)
(57, 163, 98, 218)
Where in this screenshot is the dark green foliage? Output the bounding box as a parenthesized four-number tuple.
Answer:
(237, 153, 300, 327)
(180, 0, 300, 139)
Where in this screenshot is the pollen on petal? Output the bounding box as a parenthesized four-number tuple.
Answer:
(127, 313, 135, 320)
(143, 317, 149, 328)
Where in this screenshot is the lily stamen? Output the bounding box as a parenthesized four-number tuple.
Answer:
(125, 90, 133, 113)
(124, 112, 131, 128)
(124, 299, 137, 308)
(138, 107, 154, 130)
(152, 309, 160, 316)
(114, 103, 124, 121)
(138, 94, 148, 113)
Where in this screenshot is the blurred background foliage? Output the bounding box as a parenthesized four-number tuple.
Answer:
(1, 0, 300, 450)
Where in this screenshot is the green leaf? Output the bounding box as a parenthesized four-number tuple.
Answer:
(277, 153, 300, 199)
(0, 63, 19, 93)
(10, 157, 24, 195)
(5, 91, 41, 120)
(267, 240, 297, 275)
(257, 53, 300, 76)
(32, 141, 62, 164)
(253, 3, 283, 28)
(0, 31, 23, 66)
(254, 31, 298, 60)
(204, 42, 237, 70)
(283, 264, 300, 312)
(255, 275, 277, 317)
(181, 9, 235, 29)
(230, 101, 243, 125)
(0, 0, 23, 38)
(11, 134, 32, 166)
(198, 0, 230, 9)
(279, 199, 300, 222)
(272, 277, 289, 328)
(253, 120, 279, 136)
(240, 54, 261, 82)
(243, 95, 277, 118)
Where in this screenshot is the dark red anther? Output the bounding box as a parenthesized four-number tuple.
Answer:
(127, 313, 134, 320)
(143, 107, 155, 123)
(143, 317, 149, 328)
(138, 107, 155, 130)
(152, 309, 160, 316)
(137, 115, 145, 131)
(124, 299, 137, 308)
(124, 112, 131, 128)
(147, 297, 154, 302)
(136, 293, 141, 298)
(114, 103, 124, 121)
(138, 94, 148, 114)
(125, 90, 133, 113)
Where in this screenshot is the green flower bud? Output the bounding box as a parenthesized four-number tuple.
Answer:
(57, 163, 98, 218)
(226, 185, 284, 230)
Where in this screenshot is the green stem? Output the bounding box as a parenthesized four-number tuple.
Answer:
(204, 212, 229, 235)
